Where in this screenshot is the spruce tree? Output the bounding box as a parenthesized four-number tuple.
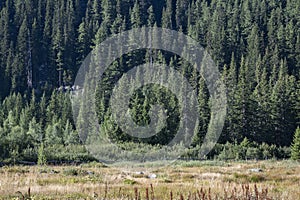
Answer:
(233, 57, 254, 142)
(15, 17, 30, 91)
(175, 0, 188, 30)
(93, 21, 109, 46)
(291, 127, 300, 160)
(246, 24, 261, 76)
(192, 76, 210, 145)
(52, 8, 64, 87)
(77, 19, 90, 63)
(26, 117, 43, 146)
(222, 54, 239, 142)
(101, 0, 116, 25)
(130, 1, 142, 28)
(147, 5, 155, 27)
(270, 60, 293, 146)
(252, 61, 271, 143)
(161, 0, 173, 29)
(111, 14, 123, 34)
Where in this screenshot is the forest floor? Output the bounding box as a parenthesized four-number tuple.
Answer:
(0, 160, 299, 199)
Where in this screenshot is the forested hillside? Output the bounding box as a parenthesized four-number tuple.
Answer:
(0, 0, 299, 163)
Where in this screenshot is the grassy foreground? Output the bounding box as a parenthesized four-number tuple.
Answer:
(0, 160, 299, 199)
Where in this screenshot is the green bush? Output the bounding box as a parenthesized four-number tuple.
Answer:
(249, 174, 265, 182)
(123, 179, 137, 185)
(63, 168, 89, 176)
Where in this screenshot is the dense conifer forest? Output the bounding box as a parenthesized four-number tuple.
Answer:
(0, 0, 299, 163)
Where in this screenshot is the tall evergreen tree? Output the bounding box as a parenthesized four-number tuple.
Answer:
(147, 5, 155, 27)
(291, 127, 300, 160)
(101, 0, 116, 25)
(14, 17, 30, 92)
(269, 60, 294, 145)
(130, 1, 142, 28)
(161, 0, 173, 29)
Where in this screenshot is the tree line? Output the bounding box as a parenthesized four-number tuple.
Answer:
(0, 0, 299, 163)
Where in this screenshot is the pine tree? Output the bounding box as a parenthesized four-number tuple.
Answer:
(291, 127, 300, 160)
(192, 76, 210, 145)
(91, 0, 101, 31)
(241, 0, 253, 38)
(111, 14, 123, 34)
(45, 118, 63, 145)
(52, 6, 64, 87)
(77, 19, 90, 63)
(221, 54, 239, 142)
(252, 60, 271, 143)
(63, 0, 76, 85)
(43, 0, 53, 68)
(14, 0, 26, 27)
(233, 57, 254, 142)
(130, 1, 142, 28)
(26, 117, 43, 146)
(227, 0, 241, 58)
(28, 89, 37, 120)
(63, 120, 79, 145)
(269, 60, 294, 146)
(46, 91, 58, 124)
(293, 33, 300, 75)
(188, 0, 209, 47)
(296, 78, 300, 126)
(32, 18, 42, 88)
(14, 17, 30, 92)
(161, 0, 173, 29)
(93, 21, 109, 46)
(37, 143, 47, 166)
(6, 124, 27, 157)
(2, 42, 13, 95)
(267, 8, 282, 51)
(0, 3, 14, 75)
(147, 5, 155, 27)
(175, 0, 188, 30)
(246, 24, 261, 74)
(38, 92, 47, 127)
(206, 3, 228, 67)
(101, 0, 116, 25)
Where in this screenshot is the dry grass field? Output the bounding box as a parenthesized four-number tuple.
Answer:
(0, 160, 299, 199)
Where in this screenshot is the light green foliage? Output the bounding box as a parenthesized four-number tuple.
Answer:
(291, 127, 300, 160)
(37, 143, 47, 166)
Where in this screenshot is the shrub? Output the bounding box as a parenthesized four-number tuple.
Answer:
(249, 174, 265, 183)
(63, 168, 80, 176)
(123, 179, 137, 185)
